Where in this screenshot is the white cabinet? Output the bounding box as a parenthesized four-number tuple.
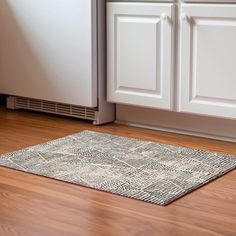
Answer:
(107, 2, 236, 120)
(179, 4, 236, 119)
(107, 2, 174, 109)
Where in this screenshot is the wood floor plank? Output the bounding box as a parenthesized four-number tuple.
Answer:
(0, 108, 236, 236)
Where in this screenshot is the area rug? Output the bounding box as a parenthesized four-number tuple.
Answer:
(0, 130, 236, 205)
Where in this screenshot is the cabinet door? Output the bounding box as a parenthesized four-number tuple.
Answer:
(107, 3, 174, 109)
(179, 4, 236, 119)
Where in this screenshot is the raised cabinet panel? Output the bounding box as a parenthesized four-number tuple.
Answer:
(107, 3, 173, 109)
(179, 4, 236, 119)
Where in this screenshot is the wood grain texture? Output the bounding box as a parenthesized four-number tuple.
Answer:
(0, 107, 236, 236)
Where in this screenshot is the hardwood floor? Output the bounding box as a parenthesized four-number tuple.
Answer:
(0, 107, 236, 236)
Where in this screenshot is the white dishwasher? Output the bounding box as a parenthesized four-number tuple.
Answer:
(0, 0, 114, 124)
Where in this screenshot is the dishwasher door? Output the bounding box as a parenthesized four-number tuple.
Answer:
(0, 0, 98, 107)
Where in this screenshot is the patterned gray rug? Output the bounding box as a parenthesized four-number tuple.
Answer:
(0, 130, 236, 205)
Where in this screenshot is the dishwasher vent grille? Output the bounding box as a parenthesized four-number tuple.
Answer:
(7, 96, 97, 121)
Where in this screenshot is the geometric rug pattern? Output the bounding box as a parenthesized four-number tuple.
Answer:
(1, 130, 236, 205)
